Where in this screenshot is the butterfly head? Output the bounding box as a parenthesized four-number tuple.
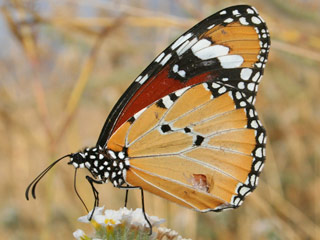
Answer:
(68, 147, 98, 168)
(69, 146, 111, 169)
(69, 152, 86, 168)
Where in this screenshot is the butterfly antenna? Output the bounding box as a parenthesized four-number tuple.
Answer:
(74, 168, 89, 213)
(25, 154, 72, 200)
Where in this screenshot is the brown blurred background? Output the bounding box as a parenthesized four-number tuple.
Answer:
(0, 0, 319, 239)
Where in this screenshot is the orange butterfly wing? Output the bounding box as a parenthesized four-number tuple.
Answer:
(107, 83, 265, 211)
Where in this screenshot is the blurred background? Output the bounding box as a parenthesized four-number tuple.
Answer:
(0, 0, 319, 239)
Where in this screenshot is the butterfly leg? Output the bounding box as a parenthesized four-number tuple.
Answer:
(86, 176, 103, 220)
(74, 169, 89, 213)
(124, 184, 129, 208)
(118, 185, 152, 235)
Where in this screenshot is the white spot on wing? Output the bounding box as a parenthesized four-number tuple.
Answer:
(178, 70, 186, 77)
(247, 8, 255, 14)
(162, 95, 174, 108)
(240, 101, 246, 107)
(175, 87, 189, 97)
(252, 16, 262, 24)
(249, 109, 255, 118)
(252, 72, 260, 82)
(160, 53, 172, 66)
(254, 161, 262, 171)
(133, 107, 146, 120)
(255, 147, 263, 158)
(139, 74, 149, 84)
(247, 83, 255, 91)
(172, 64, 178, 73)
(176, 37, 198, 56)
(258, 133, 264, 144)
(255, 176, 259, 186)
(193, 45, 229, 60)
(239, 17, 249, 25)
(191, 39, 211, 53)
(240, 186, 250, 196)
(155, 52, 165, 63)
(250, 175, 256, 186)
(232, 10, 240, 16)
(218, 86, 227, 94)
(218, 55, 244, 69)
(134, 76, 142, 82)
(212, 83, 220, 89)
(251, 120, 259, 129)
(238, 82, 245, 89)
(240, 68, 253, 80)
(171, 33, 193, 50)
(255, 62, 262, 68)
(224, 18, 234, 23)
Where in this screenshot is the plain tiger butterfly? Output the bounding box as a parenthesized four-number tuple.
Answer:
(26, 5, 270, 232)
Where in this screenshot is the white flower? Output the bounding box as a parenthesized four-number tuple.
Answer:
(78, 206, 165, 229)
(123, 208, 146, 228)
(158, 227, 188, 240)
(78, 206, 105, 223)
(73, 229, 85, 239)
(168, 229, 178, 238)
(100, 208, 122, 225)
(116, 207, 165, 229)
(74, 207, 166, 239)
(158, 227, 171, 234)
(177, 237, 192, 240)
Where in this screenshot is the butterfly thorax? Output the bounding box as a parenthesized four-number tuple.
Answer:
(68, 146, 130, 187)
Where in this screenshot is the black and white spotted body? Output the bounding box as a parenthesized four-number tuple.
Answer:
(69, 147, 130, 187)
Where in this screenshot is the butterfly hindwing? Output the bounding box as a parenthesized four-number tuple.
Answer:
(107, 83, 266, 211)
(97, 5, 270, 147)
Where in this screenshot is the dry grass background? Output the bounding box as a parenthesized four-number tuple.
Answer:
(0, 0, 319, 239)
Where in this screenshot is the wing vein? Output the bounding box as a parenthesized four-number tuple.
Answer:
(129, 166, 229, 207)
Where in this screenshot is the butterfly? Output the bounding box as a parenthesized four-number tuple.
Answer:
(26, 4, 270, 232)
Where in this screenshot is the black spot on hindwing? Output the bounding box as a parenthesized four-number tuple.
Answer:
(194, 135, 204, 146)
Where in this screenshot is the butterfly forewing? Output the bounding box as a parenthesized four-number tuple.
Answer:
(97, 5, 270, 147)
(107, 82, 266, 211)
